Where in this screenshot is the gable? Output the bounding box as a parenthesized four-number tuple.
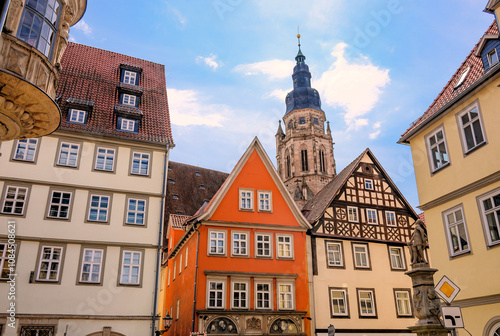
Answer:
(209, 149, 304, 227)
(480, 38, 500, 70)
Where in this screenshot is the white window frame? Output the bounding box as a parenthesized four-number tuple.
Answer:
(277, 281, 294, 310)
(231, 231, 249, 257)
(352, 243, 370, 269)
(239, 188, 254, 211)
(126, 198, 146, 225)
(47, 190, 72, 219)
(131, 152, 150, 176)
(425, 125, 450, 173)
(358, 289, 377, 317)
(173, 261, 176, 280)
(121, 118, 136, 132)
(88, 194, 110, 222)
(454, 66, 471, 88)
(326, 241, 343, 267)
(257, 190, 272, 212)
(394, 290, 412, 317)
(95, 147, 116, 171)
(1, 186, 28, 215)
(36, 245, 63, 282)
(364, 179, 374, 190)
(443, 205, 471, 256)
(13, 138, 38, 162)
(68, 108, 86, 124)
(176, 299, 180, 320)
(185, 247, 188, 268)
(330, 288, 349, 317)
(122, 93, 137, 106)
(208, 229, 226, 256)
(167, 268, 170, 286)
(255, 280, 272, 310)
(231, 279, 249, 309)
(276, 234, 294, 259)
(347, 206, 359, 223)
(207, 278, 226, 309)
(57, 142, 80, 167)
(179, 254, 182, 274)
(488, 48, 499, 67)
(255, 233, 272, 258)
(388, 246, 406, 270)
(79, 248, 104, 284)
(120, 250, 142, 285)
(456, 101, 486, 154)
(366, 209, 378, 225)
(123, 70, 138, 85)
(385, 211, 397, 227)
(478, 188, 500, 247)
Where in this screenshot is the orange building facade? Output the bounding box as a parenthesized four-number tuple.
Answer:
(160, 138, 312, 336)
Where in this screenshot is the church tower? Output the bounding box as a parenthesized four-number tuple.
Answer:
(276, 34, 336, 208)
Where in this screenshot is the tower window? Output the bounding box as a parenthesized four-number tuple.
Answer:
(301, 149, 308, 171)
(319, 149, 326, 172)
(314, 118, 319, 125)
(286, 154, 291, 178)
(299, 117, 306, 124)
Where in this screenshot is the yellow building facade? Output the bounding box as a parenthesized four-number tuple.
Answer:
(399, 8, 500, 336)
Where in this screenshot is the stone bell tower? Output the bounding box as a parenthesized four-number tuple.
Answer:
(276, 34, 336, 208)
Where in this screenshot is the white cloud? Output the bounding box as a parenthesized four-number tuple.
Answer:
(315, 42, 390, 130)
(265, 89, 288, 101)
(168, 89, 227, 127)
(171, 7, 187, 27)
(196, 54, 222, 70)
(369, 121, 382, 139)
(234, 60, 295, 80)
(73, 20, 92, 35)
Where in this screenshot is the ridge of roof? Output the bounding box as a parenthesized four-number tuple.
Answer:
(399, 21, 498, 143)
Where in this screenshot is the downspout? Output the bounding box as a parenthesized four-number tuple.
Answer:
(152, 144, 170, 336)
(191, 223, 200, 332)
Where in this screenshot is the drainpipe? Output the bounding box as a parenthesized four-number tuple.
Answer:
(191, 224, 200, 332)
(152, 144, 170, 336)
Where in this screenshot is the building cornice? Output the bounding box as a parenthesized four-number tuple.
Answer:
(204, 270, 298, 278)
(54, 130, 169, 150)
(452, 293, 500, 308)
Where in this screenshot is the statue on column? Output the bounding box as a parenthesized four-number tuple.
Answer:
(408, 219, 428, 265)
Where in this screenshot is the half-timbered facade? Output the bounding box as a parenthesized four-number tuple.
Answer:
(303, 148, 418, 336)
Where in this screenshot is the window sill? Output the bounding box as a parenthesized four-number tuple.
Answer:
(239, 208, 254, 212)
(396, 314, 414, 318)
(124, 223, 147, 227)
(45, 216, 71, 221)
(330, 315, 350, 319)
(430, 162, 451, 176)
(449, 250, 471, 259)
(463, 141, 486, 157)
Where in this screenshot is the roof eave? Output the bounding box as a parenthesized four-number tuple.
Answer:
(485, 0, 500, 12)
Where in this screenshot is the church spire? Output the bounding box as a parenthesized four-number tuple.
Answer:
(295, 28, 306, 64)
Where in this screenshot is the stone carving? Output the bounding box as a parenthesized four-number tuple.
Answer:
(6, 47, 29, 76)
(408, 219, 428, 265)
(269, 318, 298, 334)
(55, 6, 75, 68)
(246, 317, 261, 330)
(207, 317, 237, 334)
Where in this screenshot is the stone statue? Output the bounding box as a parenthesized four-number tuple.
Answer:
(408, 219, 428, 265)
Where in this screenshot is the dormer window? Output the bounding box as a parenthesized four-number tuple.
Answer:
(313, 118, 319, 125)
(121, 93, 137, 107)
(299, 117, 306, 124)
(122, 70, 138, 85)
(454, 66, 471, 89)
(65, 98, 94, 125)
(120, 118, 136, 132)
(488, 49, 498, 67)
(68, 109, 87, 124)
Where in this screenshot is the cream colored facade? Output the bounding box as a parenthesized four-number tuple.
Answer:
(399, 10, 500, 336)
(0, 130, 169, 335)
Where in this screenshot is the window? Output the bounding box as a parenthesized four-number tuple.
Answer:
(357, 289, 376, 317)
(121, 93, 137, 107)
(478, 189, 500, 246)
(176, 299, 180, 320)
(330, 288, 349, 317)
(388, 246, 406, 270)
(319, 149, 326, 172)
(232, 281, 248, 309)
(68, 108, 87, 124)
(386, 211, 397, 226)
(200, 185, 205, 189)
(13, 138, 38, 162)
(20, 326, 55, 336)
(352, 243, 370, 269)
(366, 209, 378, 225)
(123, 70, 138, 85)
(239, 189, 253, 211)
(255, 281, 272, 309)
(326, 241, 343, 267)
(37, 245, 63, 282)
(208, 280, 225, 308)
(256, 233, 272, 258)
(394, 289, 412, 317)
(167, 269, 170, 286)
(277, 235, 293, 259)
(232, 232, 248, 256)
(299, 117, 305, 124)
(301, 149, 308, 171)
(313, 117, 319, 125)
(131, 152, 150, 175)
(286, 154, 291, 178)
(443, 205, 470, 255)
(426, 126, 450, 172)
(185, 247, 188, 268)
(278, 282, 294, 310)
(173, 261, 176, 280)
(79, 248, 103, 283)
(258, 191, 272, 212)
(95, 147, 116, 171)
(1, 186, 28, 215)
(47, 190, 72, 219)
(120, 250, 142, 285)
(120, 118, 136, 132)
(364, 179, 373, 190)
(126, 198, 146, 225)
(57, 142, 80, 167)
(88, 194, 110, 222)
(347, 206, 358, 223)
(17, 0, 61, 57)
(457, 104, 486, 153)
(1, 243, 12, 279)
(208, 230, 226, 255)
(488, 49, 499, 67)
(179, 254, 182, 274)
(454, 66, 471, 89)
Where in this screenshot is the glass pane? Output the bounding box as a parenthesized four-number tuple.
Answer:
(472, 120, 484, 145)
(464, 125, 474, 150)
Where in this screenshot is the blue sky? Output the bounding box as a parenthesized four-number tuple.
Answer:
(69, 0, 495, 210)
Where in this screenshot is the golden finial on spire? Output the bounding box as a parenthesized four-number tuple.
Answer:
(297, 26, 301, 46)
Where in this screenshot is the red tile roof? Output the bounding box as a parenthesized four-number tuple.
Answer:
(56, 42, 174, 145)
(399, 22, 498, 142)
(418, 212, 425, 225)
(169, 214, 192, 229)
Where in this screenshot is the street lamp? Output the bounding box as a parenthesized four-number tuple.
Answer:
(155, 312, 173, 335)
